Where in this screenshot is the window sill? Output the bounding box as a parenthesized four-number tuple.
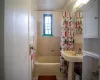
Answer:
(42, 35, 53, 37)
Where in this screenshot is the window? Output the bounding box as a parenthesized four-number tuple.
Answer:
(43, 14, 52, 36)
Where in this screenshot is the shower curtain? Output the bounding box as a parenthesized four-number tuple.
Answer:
(60, 11, 82, 76)
(60, 11, 74, 74)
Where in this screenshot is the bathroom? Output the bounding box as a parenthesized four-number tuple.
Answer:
(31, 0, 83, 80)
(2, 0, 100, 80)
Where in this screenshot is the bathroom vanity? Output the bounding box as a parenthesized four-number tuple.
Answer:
(61, 51, 83, 80)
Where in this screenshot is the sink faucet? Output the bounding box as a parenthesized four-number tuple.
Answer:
(75, 48, 82, 55)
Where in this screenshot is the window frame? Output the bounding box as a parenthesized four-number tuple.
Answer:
(43, 14, 53, 36)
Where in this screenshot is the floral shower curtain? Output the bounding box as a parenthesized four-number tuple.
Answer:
(75, 12, 83, 34)
(60, 11, 82, 76)
(60, 11, 74, 74)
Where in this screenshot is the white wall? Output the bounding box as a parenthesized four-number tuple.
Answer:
(4, 0, 31, 80)
(83, 39, 100, 53)
(37, 11, 62, 56)
(30, 0, 38, 52)
(31, 11, 38, 52)
(0, 0, 4, 80)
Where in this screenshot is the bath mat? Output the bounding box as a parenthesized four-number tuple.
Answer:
(38, 76, 57, 80)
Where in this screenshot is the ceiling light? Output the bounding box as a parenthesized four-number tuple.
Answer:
(74, 0, 90, 8)
(83, 0, 90, 4)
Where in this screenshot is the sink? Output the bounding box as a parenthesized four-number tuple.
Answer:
(61, 51, 83, 62)
(61, 51, 83, 80)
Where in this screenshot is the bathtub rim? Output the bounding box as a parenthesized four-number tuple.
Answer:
(35, 56, 60, 63)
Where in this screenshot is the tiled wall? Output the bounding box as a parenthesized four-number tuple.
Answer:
(37, 11, 83, 56)
(37, 11, 62, 56)
(74, 34, 82, 50)
(37, 37, 60, 56)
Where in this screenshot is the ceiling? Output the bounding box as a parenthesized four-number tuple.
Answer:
(36, 0, 68, 11)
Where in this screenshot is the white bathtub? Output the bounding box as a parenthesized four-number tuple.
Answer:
(33, 56, 63, 76)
